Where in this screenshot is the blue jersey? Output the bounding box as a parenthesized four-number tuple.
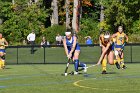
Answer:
(0, 49, 5, 53)
(66, 36, 80, 53)
(86, 39, 92, 45)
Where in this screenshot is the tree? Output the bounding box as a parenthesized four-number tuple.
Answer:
(103, 0, 140, 33)
(99, 0, 105, 32)
(51, 0, 58, 26)
(65, 0, 70, 29)
(72, 0, 80, 32)
(0, 1, 49, 44)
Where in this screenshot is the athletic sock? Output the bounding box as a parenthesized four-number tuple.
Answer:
(114, 59, 117, 64)
(117, 58, 121, 64)
(0, 60, 2, 69)
(1, 60, 5, 68)
(102, 58, 107, 71)
(79, 62, 86, 68)
(79, 62, 87, 72)
(120, 58, 125, 67)
(1, 56, 5, 68)
(74, 59, 79, 72)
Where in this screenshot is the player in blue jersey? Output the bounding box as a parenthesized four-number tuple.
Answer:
(63, 30, 87, 75)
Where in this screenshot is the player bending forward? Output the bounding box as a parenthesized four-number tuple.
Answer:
(97, 31, 120, 74)
(63, 30, 87, 75)
(0, 33, 8, 69)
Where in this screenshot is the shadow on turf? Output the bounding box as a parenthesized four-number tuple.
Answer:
(4, 67, 11, 69)
(102, 72, 117, 74)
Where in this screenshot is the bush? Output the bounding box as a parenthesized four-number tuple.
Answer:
(131, 19, 140, 34)
(78, 18, 100, 44)
(128, 19, 140, 43)
(128, 34, 140, 43)
(0, 1, 49, 45)
(44, 25, 66, 44)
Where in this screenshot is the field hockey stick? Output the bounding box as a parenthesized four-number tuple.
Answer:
(120, 42, 126, 51)
(114, 42, 126, 60)
(63, 58, 71, 76)
(69, 64, 98, 75)
(118, 42, 126, 58)
(86, 64, 97, 69)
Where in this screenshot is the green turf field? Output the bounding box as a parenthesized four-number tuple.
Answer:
(0, 64, 140, 93)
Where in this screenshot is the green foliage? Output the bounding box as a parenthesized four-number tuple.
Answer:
(129, 34, 140, 43)
(0, 0, 140, 44)
(131, 19, 140, 34)
(103, 0, 140, 34)
(129, 19, 140, 43)
(78, 18, 99, 44)
(44, 25, 66, 44)
(0, 1, 49, 45)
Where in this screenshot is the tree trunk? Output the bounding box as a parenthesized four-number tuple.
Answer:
(51, 0, 59, 26)
(100, 4, 104, 32)
(72, 0, 80, 33)
(12, 0, 15, 5)
(65, 0, 70, 29)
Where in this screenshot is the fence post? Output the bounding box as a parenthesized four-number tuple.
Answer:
(130, 44, 132, 63)
(44, 46, 46, 64)
(17, 46, 19, 64)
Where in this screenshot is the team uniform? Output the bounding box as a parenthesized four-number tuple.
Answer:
(115, 32, 126, 50)
(99, 34, 120, 73)
(66, 36, 86, 73)
(66, 36, 80, 54)
(99, 34, 113, 72)
(114, 32, 127, 68)
(0, 38, 6, 69)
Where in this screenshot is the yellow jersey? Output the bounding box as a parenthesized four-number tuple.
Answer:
(0, 38, 6, 49)
(116, 32, 126, 45)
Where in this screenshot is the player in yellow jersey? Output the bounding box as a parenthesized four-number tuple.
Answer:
(112, 26, 128, 69)
(98, 31, 120, 74)
(0, 33, 8, 69)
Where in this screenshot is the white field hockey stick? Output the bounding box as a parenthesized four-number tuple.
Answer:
(114, 42, 126, 58)
(62, 58, 71, 76)
(86, 64, 97, 69)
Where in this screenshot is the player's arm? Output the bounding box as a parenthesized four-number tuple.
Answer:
(111, 33, 117, 38)
(124, 34, 128, 43)
(120, 34, 128, 51)
(99, 36, 106, 49)
(69, 36, 77, 54)
(99, 36, 102, 47)
(63, 38, 69, 56)
(4, 39, 8, 46)
(97, 42, 111, 65)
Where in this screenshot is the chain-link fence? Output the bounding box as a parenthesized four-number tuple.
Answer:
(5, 44, 140, 64)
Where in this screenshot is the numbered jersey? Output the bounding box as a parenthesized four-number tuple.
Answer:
(116, 32, 126, 45)
(0, 38, 6, 49)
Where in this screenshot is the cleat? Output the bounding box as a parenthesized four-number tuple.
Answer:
(122, 65, 127, 69)
(74, 71, 78, 75)
(115, 62, 120, 69)
(64, 73, 68, 76)
(102, 70, 107, 74)
(83, 64, 87, 73)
